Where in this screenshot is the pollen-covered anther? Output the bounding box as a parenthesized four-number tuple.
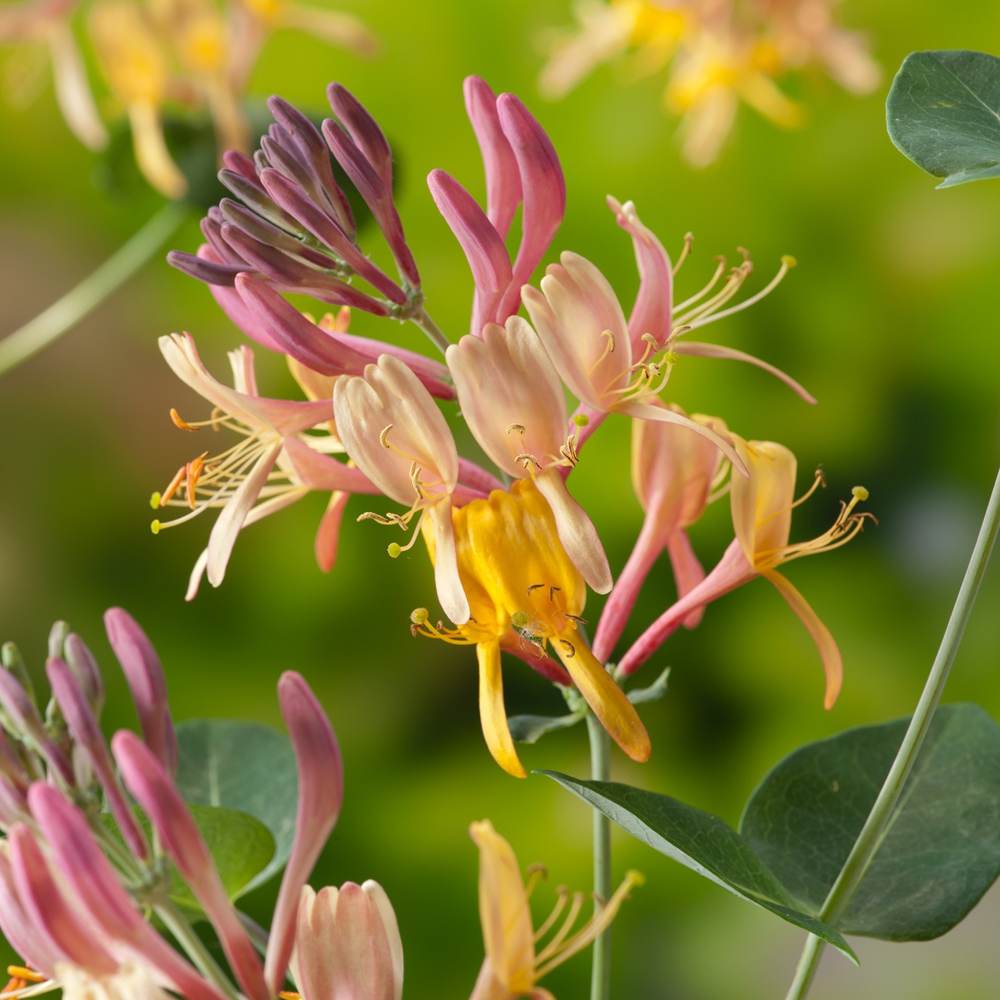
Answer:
(526, 583, 545, 596)
(516, 453, 542, 471)
(379, 424, 394, 448)
(564, 613, 588, 626)
(558, 639, 576, 658)
(548, 586, 561, 601)
(507, 423, 526, 436)
(170, 407, 199, 431)
(357, 511, 410, 529)
(409, 461, 427, 500)
(6, 967, 45, 985)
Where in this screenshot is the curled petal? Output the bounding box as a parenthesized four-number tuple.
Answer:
(673, 341, 817, 404)
(553, 640, 650, 762)
(315, 490, 351, 572)
(763, 570, 843, 710)
(476, 642, 525, 779)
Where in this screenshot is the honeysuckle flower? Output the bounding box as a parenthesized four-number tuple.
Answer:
(413, 478, 650, 778)
(429, 76, 566, 336)
(592, 402, 728, 662)
(0, 0, 107, 149)
(151, 333, 376, 595)
(447, 316, 612, 594)
(617, 435, 873, 707)
(539, 0, 878, 166)
(468, 819, 642, 1000)
(522, 248, 747, 472)
(334, 353, 477, 625)
(289, 882, 403, 1000)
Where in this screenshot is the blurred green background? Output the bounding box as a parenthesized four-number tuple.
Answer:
(3, 1, 1000, 997)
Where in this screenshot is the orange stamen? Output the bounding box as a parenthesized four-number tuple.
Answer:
(170, 407, 198, 431)
(6, 968, 44, 985)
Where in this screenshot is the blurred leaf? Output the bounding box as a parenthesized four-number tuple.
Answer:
(540, 771, 856, 960)
(508, 711, 584, 744)
(740, 703, 1000, 940)
(887, 50, 1000, 187)
(102, 804, 274, 912)
(176, 719, 297, 893)
(626, 667, 670, 704)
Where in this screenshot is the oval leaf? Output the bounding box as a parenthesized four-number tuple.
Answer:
(887, 50, 1000, 187)
(739, 703, 1000, 940)
(175, 719, 298, 894)
(540, 770, 855, 961)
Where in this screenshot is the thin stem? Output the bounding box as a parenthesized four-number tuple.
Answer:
(0, 201, 189, 376)
(156, 899, 240, 1000)
(784, 463, 1000, 1000)
(586, 710, 612, 1000)
(408, 305, 451, 357)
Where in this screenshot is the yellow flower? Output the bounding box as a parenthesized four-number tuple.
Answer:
(468, 819, 642, 1000)
(415, 479, 650, 778)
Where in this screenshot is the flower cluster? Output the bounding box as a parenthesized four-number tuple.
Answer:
(0, 0, 377, 196)
(0, 611, 631, 1000)
(538, 0, 881, 166)
(156, 76, 871, 778)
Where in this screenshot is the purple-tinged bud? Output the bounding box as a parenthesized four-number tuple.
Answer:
(0, 728, 30, 793)
(221, 149, 260, 184)
(2, 640, 36, 705)
(219, 199, 336, 270)
(427, 169, 512, 334)
(8, 824, 119, 976)
(327, 82, 393, 192)
(167, 250, 244, 286)
(46, 657, 149, 861)
(218, 168, 302, 236)
(495, 94, 566, 321)
(222, 224, 320, 287)
(0, 776, 30, 828)
(236, 275, 377, 375)
(269, 95, 355, 233)
(103, 608, 178, 775)
(201, 208, 249, 267)
(0, 852, 61, 978)
(263, 671, 344, 995)
(0, 669, 74, 787)
(261, 168, 407, 304)
(113, 731, 270, 1000)
(463, 76, 522, 241)
(28, 784, 230, 1000)
(321, 119, 419, 290)
(64, 633, 105, 715)
(47, 621, 70, 662)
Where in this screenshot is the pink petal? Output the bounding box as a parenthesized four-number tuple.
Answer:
(431, 502, 471, 625)
(315, 490, 351, 572)
(667, 530, 707, 629)
(673, 341, 817, 404)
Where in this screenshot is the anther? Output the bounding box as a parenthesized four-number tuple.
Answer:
(516, 453, 542, 471)
(170, 407, 198, 431)
(549, 586, 561, 601)
(507, 423, 526, 435)
(601, 329, 615, 352)
(564, 614, 588, 626)
(526, 583, 545, 596)
(379, 425, 393, 448)
(6, 968, 44, 984)
(559, 639, 576, 657)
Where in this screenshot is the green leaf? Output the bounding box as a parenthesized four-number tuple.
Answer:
(508, 712, 584, 744)
(887, 50, 1000, 187)
(739, 703, 1000, 941)
(540, 771, 856, 961)
(626, 667, 670, 704)
(175, 719, 298, 894)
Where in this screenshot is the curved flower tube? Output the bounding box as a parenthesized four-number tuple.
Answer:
(617, 435, 873, 708)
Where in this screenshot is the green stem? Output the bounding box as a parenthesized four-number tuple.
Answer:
(156, 899, 240, 1000)
(586, 710, 612, 1000)
(408, 305, 451, 357)
(784, 462, 1000, 1000)
(0, 201, 189, 376)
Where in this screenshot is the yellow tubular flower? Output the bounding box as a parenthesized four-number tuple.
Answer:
(468, 820, 642, 1000)
(88, 0, 187, 198)
(417, 479, 650, 779)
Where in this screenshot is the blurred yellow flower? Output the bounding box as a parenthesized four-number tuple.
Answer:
(539, 0, 880, 166)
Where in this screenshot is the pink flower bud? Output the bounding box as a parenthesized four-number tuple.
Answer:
(0, 668, 74, 787)
(264, 672, 344, 994)
(103, 608, 178, 775)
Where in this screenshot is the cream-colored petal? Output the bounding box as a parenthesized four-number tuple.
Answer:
(447, 317, 566, 479)
(729, 438, 796, 566)
(362, 881, 403, 1000)
(128, 100, 187, 199)
(534, 470, 612, 594)
(431, 502, 470, 625)
(48, 25, 108, 148)
(763, 569, 843, 709)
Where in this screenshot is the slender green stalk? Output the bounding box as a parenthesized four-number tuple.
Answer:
(0, 201, 189, 376)
(156, 899, 240, 1000)
(784, 463, 1000, 1000)
(408, 304, 451, 357)
(586, 710, 612, 1000)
